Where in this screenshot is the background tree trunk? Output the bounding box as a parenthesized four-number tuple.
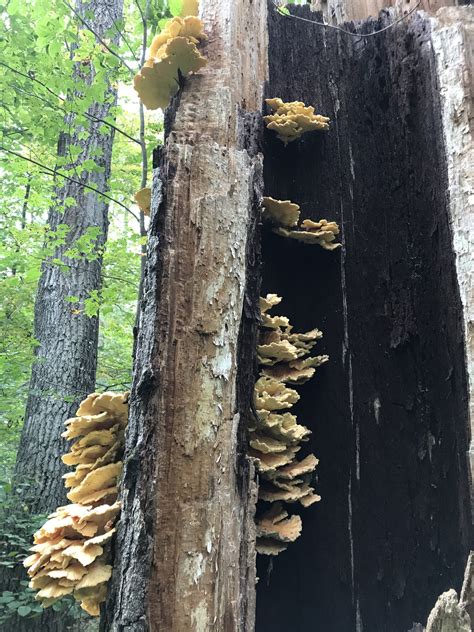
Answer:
(103, 1, 268, 630)
(15, 0, 124, 513)
(4, 1, 124, 630)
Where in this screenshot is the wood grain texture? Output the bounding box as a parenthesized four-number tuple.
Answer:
(256, 4, 471, 631)
(431, 5, 474, 514)
(103, 1, 267, 630)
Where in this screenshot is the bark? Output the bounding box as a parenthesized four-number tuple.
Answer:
(15, 0, 124, 513)
(254, 4, 472, 632)
(310, 0, 459, 24)
(430, 6, 474, 514)
(103, 1, 267, 630)
(425, 590, 471, 632)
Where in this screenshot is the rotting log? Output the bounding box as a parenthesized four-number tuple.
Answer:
(102, 1, 268, 630)
(256, 3, 472, 632)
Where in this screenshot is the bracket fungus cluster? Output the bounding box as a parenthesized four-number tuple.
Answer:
(252, 294, 329, 556)
(133, 4, 206, 111)
(24, 392, 128, 616)
(262, 196, 342, 251)
(264, 98, 330, 144)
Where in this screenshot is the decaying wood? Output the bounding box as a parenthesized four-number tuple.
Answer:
(424, 553, 474, 632)
(256, 3, 472, 631)
(431, 5, 474, 514)
(310, 0, 459, 24)
(103, 1, 267, 630)
(425, 589, 471, 632)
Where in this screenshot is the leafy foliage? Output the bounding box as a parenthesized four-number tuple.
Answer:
(0, 0, 169, 469)
(0, 0, 171, 625)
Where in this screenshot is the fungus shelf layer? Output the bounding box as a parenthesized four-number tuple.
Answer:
(25, 392, 128, 616)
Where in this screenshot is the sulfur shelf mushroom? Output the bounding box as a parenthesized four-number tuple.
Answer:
(256, 503, 303, 556)
(134, 187, 151, 216)
(249, 447, 301, 476)
(262, 355, 329, 384)
(274, 218, 342, 250)
(134, 13, 207, 111)
(255, 376, 300, 411)
(259, 480, 321, 506)
(252, 294, 326, 555)
(264, 97, 330, 144)
(24, 502, 119, 614)
(257, 338, 300, 365)
(260, 293, 282, 313)
(27, 392, 128, 615)
(262, 196, 300, 228)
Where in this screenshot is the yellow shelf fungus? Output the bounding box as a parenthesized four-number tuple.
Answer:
(256, 503, 302, 555)
(275, 218, 342, 250)
(134, 12, 207, 110)
(262, 196, 300, 228)
(264, 97, 330, 144)
(251, 294, 326, 555)
(261, 195, 342, 250)
(134, 187, 151, 216)
(25, 392, 129, 616)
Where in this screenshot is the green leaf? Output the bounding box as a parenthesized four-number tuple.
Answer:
(17, 605, 32, 617)
(168, 0, 183, 17)
(278, 6, 291, 15)
(64, 196, 76, 208)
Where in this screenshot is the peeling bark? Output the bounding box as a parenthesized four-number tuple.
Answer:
(431, 5, 474, 514)
(103, 1, 267, 630)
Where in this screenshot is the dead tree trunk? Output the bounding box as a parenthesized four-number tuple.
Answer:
(256, 4, 472, 632)
(103, 1, 268, 630)
(14, 0, 124, 514)
(106, 2, 472, 632)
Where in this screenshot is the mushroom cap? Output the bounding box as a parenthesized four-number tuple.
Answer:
(256, 503, 302, 544)
(264, 97, 330, 143)
(255, 376, 300, 411)
(262, 196, 300, 228)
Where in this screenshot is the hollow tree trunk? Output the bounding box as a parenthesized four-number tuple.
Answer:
(105, 2, 472, 632)
(15, 0, 124, 513)
(256, 4, 472, 632)
(103, 1, 268, 630)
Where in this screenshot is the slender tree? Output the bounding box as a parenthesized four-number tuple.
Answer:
(15, 0, 125, 513)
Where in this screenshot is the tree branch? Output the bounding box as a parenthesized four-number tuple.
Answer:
(0, 61, 141, 145)
(0, 145, 139, 222)
(63, 0, 135, 75)
(103, 2, 140, 64)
